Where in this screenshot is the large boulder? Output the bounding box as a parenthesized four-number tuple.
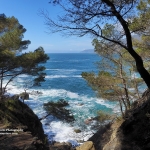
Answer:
(76, 141, 95, 150)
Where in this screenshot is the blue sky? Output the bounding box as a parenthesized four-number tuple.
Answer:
(0, 0, 94, 53)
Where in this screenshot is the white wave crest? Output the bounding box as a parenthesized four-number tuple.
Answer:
(46, 75, 81, 78)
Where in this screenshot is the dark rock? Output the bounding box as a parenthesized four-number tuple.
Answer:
(49, 142, 72, 150)
(0, 99, 49, 150)
(77, 103, 84, 106)
(119, 96, 150, 150)
(24, 145, 36, 150)
(77, 140, 84, 143)
(30, 90, 43, 95)
(88, 123, 111, 150)
(84, 118, 94, 125)
(74, 129, 82, 133)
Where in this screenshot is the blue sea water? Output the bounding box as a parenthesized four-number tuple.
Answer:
(44, 53, 103, 96)
(7, 53, 117, 144)
(44, 53, 98, 96)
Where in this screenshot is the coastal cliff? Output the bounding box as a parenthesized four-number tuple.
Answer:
(0, 97, 49, 150)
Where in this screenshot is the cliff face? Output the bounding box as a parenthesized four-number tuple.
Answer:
(0, 98, 49, 150)
(89, 89, 150, 150)
(117, 90, 150, 150)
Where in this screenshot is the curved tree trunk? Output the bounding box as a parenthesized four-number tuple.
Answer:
(119, 99, 125, 118)
(103, 0, 150, 89)
(129, 50, 150, 88)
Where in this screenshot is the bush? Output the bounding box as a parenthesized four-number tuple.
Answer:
(96, 110, 112, 123)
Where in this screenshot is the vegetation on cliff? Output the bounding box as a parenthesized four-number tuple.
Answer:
(0, 13, 49, 150)
(0, 97, 49, 150)
(88, 89, 150, 150)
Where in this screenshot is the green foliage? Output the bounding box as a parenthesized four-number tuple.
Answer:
(82, 71, 121, 101)
(18, 47, 49, 86)
(82, 8, 150, 115)
(45, 0, 150, 89)
(130, 1, 150, 73)
(0, 15, 30, 52)
(0, 99, 22, 126)
(0, 97, 47, 143)
(43, 99, 75, 122)
(129, 0, 150, 35)
(82, 33, 150, 117)
(0, 14, 49, 97)
(102, 24, 116, 38)
(96, 110, 112, 123)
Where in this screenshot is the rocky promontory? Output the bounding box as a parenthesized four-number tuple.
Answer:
(0, 97, 49, 150)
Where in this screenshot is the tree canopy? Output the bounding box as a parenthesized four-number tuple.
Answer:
(82, 41, 146, 117)
(0, 14, 49, 98)
(81, 0, 150, 117)
(43, 0, 150, 88)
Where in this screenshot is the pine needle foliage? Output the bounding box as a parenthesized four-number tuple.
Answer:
(0, 14, 49, 99)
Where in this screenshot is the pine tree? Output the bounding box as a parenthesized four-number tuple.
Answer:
(0, 14, 49, 99)
(43, 0, 150, 88)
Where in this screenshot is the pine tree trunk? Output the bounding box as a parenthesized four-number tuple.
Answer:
(103, 0, 150, 89)
(130, 50, 150, 88)
(119, 99, 125, 118)
(120, 63, 131, 108)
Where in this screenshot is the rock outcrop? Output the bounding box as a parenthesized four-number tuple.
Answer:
(76, 141, 95, 150)
(0, 98, 49, 150)
(20, 92, 29, 100)
(49, 142, 73, 150)
(89, 89, 150, 150)
(1, 89, 150, 150)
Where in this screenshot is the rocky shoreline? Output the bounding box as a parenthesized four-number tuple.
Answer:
(0, 96, 96, 150)
(1, 90, 150, 150)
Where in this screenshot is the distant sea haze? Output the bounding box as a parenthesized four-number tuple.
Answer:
(80, 49, 94, 53)
(7, 53, 117, 144)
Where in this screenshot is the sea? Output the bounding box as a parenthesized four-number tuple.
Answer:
(6, 53, 118, 145)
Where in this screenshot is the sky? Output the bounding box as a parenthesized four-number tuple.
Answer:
(0, 0, 94, 53)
